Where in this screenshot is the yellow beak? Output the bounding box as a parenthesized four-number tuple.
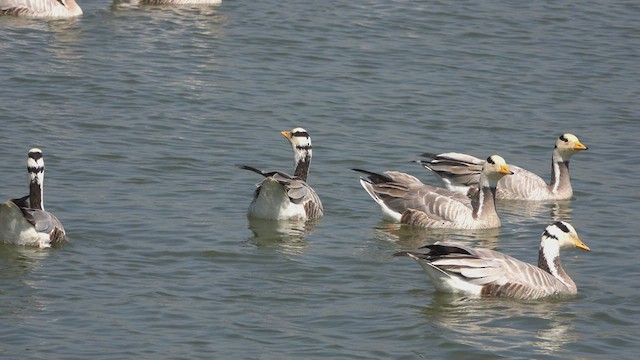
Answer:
(575, 237, 591, 251)
(574, 141, 588, 151)
(281, 130, 292, 140)
(500, 164, 514, 175)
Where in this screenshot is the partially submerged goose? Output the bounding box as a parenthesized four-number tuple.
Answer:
(0, 0, 82, 18)
(354, 155, 513, 229)
(418, 134, 588, 201)
(238, 128, 323, 221)
(0, 148, 66, 248)
(395, 221, 590, 300)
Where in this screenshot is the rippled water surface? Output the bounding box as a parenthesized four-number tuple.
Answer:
(1, 1, 639, 359)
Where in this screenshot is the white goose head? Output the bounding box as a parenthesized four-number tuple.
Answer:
(539, 221, 590, 284)
(554, 133, 588, 161)
(541, 221, 590, 252)
(27, 148, 45, 210)
(281, 127, 312, 181)
(481, 155, 513, 185)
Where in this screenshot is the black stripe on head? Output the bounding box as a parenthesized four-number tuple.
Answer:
(559, 134, 568, 142)
(28, 166, 44, 174)
(486, 156, 495, 164)
(554, 221, 571, 233)
(296, 145, 312, 151)
(292, 130, 310, 138)
(29, 151, 43, 161)
(542, 230, 558, 240)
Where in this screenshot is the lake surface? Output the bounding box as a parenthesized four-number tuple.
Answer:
(1, 0, 639, 359)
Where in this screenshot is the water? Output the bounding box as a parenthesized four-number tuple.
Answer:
(1, 0, 639, 358)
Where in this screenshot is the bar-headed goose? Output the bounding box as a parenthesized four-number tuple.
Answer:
(0, 0, 82, 18)
(418, 134, 588, 201)
(395, 221, 590, 300)
(237, 128, 323, 221)
(353, 155, 513, 229)
(0, 148, 66, 248)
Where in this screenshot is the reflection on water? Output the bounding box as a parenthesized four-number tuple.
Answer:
(247, 218, 320, 255)
(111, 0, 223, 15)
(0, 244, 50, 315)
(421, 293, 577, 356)
(0, 15, 83, 61)
(374, 221, 501, 250)
(0, 243, 50, 278)
(498, 200, 574, 225)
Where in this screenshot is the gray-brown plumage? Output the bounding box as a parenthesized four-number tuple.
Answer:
(394, 221, 590, 299)
(0, 148, 66, 248)
(354, 155, 512, 229)
(417, 134, 588, 201)
(238, 128, 323, 221)
(0, 0, 82, 18)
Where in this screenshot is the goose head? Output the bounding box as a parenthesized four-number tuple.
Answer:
(538, 221, 590, 280)
(27, 148, 46, 210)
(482, 155, 513, 184)
(555, 133, 588, 160)
(281, 127, 312, 160)
(281, 127, 313, 180)
(27, 148, 45, 186)
(542, 221, 590, 252)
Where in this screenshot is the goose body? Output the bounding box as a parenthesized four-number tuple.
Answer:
(354, 155, 513, 229)
(0, 0, 82, 18)
(418, 134, 588, 201)
(238, 128, 323, 221)
(395, 221, 590, 299)
(0, 148, 66, 248)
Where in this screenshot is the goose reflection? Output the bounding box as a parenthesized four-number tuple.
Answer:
(0, 243, 50, 277)
(419, 293, 577, 356)
(112, 0, 221, 8)
(0, 243, 50, 313)
(498, 200, 574, 225)
(247, 218, 320, 255)
(375, 221, 500, 251)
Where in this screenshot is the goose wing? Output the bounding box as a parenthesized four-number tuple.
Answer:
(399, 243, 565, 299)
(238, 164, 323, 218)
(1, 0, 63, 14)
(237, 164, 307, 203)
(10, 194, 30, 208)
(0, 200, 66, 246)
(495, 165, 548, 199)
(20, 208, 66, 245)
(354, 169, 473, 225)
(417, 152, 484, 194)
(400, 183, 473, 220)
(419, 153, 552, 199)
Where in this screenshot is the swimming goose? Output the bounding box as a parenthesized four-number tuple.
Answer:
(0, 148, 66, 248)
(353, 155, 513, 229)
(418, 134, 588, 201)
(394, 221, 590, 299)
(0, 0, 82, 18)
(237, 128, 323, 221)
